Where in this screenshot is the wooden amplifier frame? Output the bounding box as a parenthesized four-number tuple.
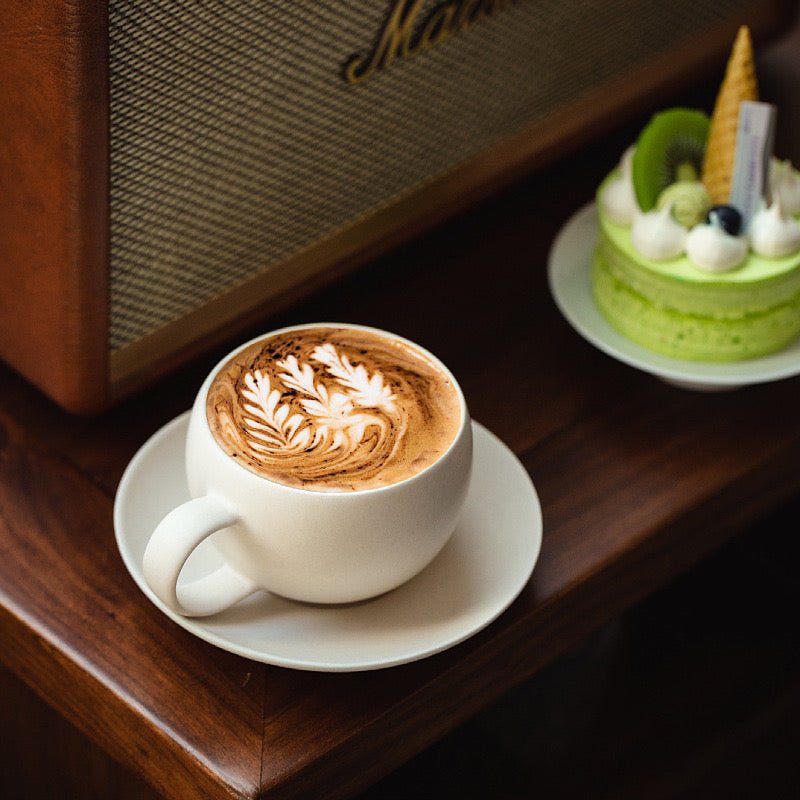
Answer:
(0, 0, 795, 413)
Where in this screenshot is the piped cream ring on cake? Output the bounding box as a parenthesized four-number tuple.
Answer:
(598, 177, 800, 316)
(593, 175, 800, 361)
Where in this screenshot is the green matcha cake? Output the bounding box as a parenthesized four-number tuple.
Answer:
(591, 27, 800, 362)
(593, 177, 800, 361)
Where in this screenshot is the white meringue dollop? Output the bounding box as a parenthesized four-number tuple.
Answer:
(750, 198, 800, 257)
(770, 159, 800, 215)
(631, 204, 686, 260)
(601, 145, 638, 225)
(685, 223, 748, 272)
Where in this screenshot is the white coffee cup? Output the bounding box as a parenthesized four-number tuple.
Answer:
(143, 323, 473, 617)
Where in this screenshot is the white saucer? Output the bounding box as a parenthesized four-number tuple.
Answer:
(114, 413, 542, 672)
(548, 203, 800, 391)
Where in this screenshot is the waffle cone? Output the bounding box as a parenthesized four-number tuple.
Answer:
(702, 26, 759, 204)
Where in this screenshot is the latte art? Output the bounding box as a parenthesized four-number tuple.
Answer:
(237, 345, 397, 467)
(206, 327, 461, 491)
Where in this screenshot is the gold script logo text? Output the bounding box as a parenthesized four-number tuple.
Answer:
(344, 0, 516, 84)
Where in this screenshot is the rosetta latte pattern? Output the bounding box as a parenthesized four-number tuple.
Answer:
(206, 328, 461, 491)
(240, 345, 398, 463)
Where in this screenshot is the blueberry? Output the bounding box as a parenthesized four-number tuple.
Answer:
(707, 204, 742, 236)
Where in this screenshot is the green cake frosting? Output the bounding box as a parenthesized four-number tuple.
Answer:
(593, 174, 800, 361)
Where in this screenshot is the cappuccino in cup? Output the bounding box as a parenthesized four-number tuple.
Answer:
(206, 326, 461, 492)
(144, 323, 472, 616)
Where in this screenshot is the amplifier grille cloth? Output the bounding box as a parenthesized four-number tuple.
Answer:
(109, 0, 749, 351)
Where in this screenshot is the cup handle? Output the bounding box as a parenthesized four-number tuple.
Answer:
(143, 494, 258, 617)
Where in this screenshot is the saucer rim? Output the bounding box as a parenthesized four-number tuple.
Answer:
(114, 412, 542, 672)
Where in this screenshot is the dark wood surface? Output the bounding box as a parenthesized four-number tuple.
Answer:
(2, 19, 800, 800)
(356, 497, 800, 799)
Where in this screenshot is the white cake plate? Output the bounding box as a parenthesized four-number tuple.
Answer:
(548, 203, 800, 391)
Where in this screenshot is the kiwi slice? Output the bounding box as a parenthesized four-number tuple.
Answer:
(631, 108, 711, 211)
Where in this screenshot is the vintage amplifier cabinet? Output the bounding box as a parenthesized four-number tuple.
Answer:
(0, 0, 794, 411)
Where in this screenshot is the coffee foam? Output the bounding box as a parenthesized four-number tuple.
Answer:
(206, 327, 461, 491)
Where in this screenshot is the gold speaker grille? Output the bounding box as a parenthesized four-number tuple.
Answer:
(109, 0, 750, 352)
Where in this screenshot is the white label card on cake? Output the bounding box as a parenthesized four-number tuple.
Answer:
(730, 101, 777, 228)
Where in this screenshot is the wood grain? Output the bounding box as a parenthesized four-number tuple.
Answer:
(0, 662, 162, 800)
(2, 285, 800, 800)
(0, 412, 265, 799)
(0, 0, 109, 412)
(356, 504, 800, 799)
